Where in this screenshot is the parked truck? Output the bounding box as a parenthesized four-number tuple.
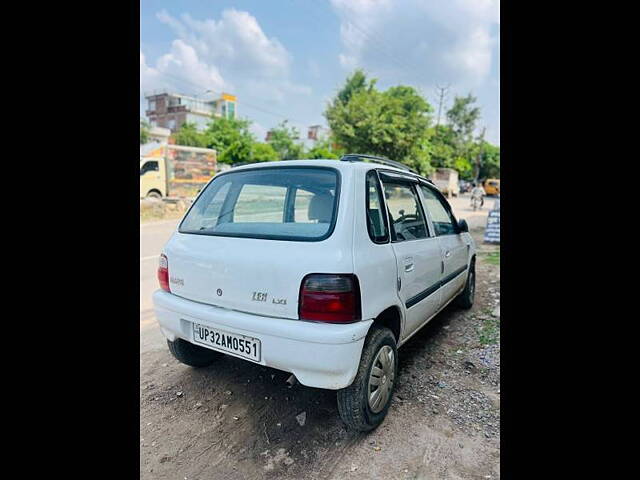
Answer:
(140, 144, 217, 199)
(430, 168, 460, 198)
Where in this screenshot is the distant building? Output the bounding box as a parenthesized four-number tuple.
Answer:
(307, 125, 323, 140)
(145, 91, 237, 132)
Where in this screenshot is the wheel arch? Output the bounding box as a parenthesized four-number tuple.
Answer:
(370, 305, 403, 344)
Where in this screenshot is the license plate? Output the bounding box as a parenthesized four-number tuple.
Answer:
(191, 323, 261, 362)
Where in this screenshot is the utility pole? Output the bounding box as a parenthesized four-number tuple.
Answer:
(475, 126, 486, 183)
(435, 84, 450, 130)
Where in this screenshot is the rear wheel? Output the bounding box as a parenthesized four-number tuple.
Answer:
(455, 263, 475, 309)
(167, 338, 223, 367)
(146, 191, 162, 199)
(337, 326, 397, 432)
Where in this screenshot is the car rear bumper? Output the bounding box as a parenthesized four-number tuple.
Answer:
(153, 290, 373, 390)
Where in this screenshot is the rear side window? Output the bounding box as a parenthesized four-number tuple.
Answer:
(419, 185, 457, 236)
(365, 171, 389, 243)
(179, 167, 339, 241)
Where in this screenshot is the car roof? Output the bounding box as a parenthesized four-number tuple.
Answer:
(227, 159, 430, 182)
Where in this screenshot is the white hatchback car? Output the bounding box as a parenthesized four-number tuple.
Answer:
(153, 154, 476, 431)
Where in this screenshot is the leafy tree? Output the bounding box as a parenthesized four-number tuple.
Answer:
(305, 139, 339, 159)
(325, 70, 433, 175)
(267, 120, 305, 160)
(173, 122, 208, 147)
(251, 142, 280, 163)
(140, 118, 150, 145)
(203, 117, 255, 164)
(219, 140, 252, 165)
(333, 68, 377, 105)
(446, 94, 481, 144)
(478, 142, 500, 179)
(428, 126, 455, 167)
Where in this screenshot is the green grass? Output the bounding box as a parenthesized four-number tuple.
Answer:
(481, 250, 500, 266)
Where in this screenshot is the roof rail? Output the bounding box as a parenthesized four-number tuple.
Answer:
(340, 154, 418, 174)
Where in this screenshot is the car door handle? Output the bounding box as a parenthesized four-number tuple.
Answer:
(445, 250, 451, 258)
(404, 257, 414, 272)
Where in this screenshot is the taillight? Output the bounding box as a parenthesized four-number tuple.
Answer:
(157, 254, 170, 292)
(299, 274, 361, 323)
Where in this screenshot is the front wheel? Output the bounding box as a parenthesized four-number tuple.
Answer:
(337, 326, 398, 432)
(455, 263, 475, 309)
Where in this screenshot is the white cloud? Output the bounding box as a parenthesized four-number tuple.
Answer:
(330, 0, 499, 87)
(329, 0, 500, 140)
(152, 9, 309, 101)
(139, 41, 226, 111)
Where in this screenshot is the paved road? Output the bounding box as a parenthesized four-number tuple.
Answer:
(140, 219, 180, 352)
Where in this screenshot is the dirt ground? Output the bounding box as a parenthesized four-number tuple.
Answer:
(140, 198, 189, 224)
(140, 211, 500, 479)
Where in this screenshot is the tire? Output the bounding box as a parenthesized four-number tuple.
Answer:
(337, 326, 398, 432)
(147, 191, 162, 199)
(167, 338, 223, 368)
(455, 262, 475, 309)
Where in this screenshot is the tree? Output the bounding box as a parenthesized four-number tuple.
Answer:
(203, 117, 255, 164)
(333, 68, 377, 105)
(267, 120, 305, 160)
(251, 142, 280, 162)
(447, 94, 481, 143)
(173, 122, 208, 147)
(478, 142, 500, 179)
(305, 139, 339, 159)
(219, 140, 252, 165)
(140, 118, 150, 145)
(325, 70, 434, 175)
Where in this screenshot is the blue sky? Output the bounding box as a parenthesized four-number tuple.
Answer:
(141, 0, 500, 145)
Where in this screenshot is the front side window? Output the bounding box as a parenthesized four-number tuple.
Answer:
(140, 161, 158, 175)
(381, 179, 427, 242)
(366, 171, 389, 243)
(420, 185, 457, 236)
(180, 167, 339, 241)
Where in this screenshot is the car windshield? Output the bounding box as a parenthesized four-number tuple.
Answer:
(179, 167, 339, 241)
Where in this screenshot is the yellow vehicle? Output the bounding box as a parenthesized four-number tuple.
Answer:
(140, 144, 217, 199)
(483, 178, 500, 196)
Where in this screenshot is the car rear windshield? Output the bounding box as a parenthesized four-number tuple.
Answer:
(179, 167, 339, 241)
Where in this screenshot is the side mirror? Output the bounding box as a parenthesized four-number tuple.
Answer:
(457, 219, 469, 233)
